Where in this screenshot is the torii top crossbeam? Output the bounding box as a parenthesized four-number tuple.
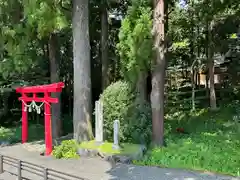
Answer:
(16, 82, 64, 93)
(16, 82, 65, 103)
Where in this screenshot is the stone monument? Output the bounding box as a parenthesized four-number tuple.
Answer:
(95, 100, 103, 144)
(112, 120, 120, 150)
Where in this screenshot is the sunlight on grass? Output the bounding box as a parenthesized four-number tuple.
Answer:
(0, 127, 15, 141)
(79, 140, 140, 155)
(135, 106, 240, 176)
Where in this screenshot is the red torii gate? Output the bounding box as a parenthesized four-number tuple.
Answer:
(16, 82, 64, 156)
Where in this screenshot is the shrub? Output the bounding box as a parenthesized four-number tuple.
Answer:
(100, 81, 134, 142)
(124, 99, 152, 145)
(100, 81, 152, 144)
(52, 140, 79, 159)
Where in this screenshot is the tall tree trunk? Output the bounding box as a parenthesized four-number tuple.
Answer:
(197, 16, 200, 88)
(73, 0, 93, 142)
(136, 71, 147, 102)
(208, 21, 217, 110)
(191, 60, 197, 111)
(151, 0, 166, 146)
(101, 1, 109, 90)
(12, 1, 22, 23)
(205, 18, 209, 97)
(189, 0, 196, 110)
(208, 49, 217, 109)
(0, 92, 10, 119)
(48, 33, 62, 139)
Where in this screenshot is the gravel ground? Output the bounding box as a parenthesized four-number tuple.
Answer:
(0, 144, 239, 180)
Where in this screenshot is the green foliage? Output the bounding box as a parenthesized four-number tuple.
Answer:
(0, 0, 70, 82)
(0, 124, 44, 143)
(117, 1, 152, 84)
(100, 81, 134, 141)
(134, 105, 240, 176)
(52, 140, 79, 159)
(0, 127, 15, 142)
(124, 99, 152, 144)
(23, 0, 69, 38)
(100, 81, 152, 144)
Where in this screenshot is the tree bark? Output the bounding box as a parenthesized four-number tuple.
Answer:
(191, 60, 197, 111)
(208, 21, 217, 110)
(72, 0, 93, 142)
(189, 0, 196, 111)
(151, 0, 166, 146)
(208, 49, 217, 109)
(101, 1, 109, 90)
(0, 92, 10, 119)
(48, 33, 62, 139)
(136, 71, 147, 103)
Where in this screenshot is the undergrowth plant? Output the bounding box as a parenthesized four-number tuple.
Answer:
(134, 104, 240, 176)
(52, 140, 79, 159)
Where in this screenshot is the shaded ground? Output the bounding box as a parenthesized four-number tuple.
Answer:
(0, 144, 239, 180)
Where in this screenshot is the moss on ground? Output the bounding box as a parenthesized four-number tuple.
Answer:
(79, 140, 140, 155)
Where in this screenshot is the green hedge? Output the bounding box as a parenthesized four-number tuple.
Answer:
(100, 81, 152, 145)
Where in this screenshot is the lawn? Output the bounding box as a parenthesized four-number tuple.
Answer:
(134, 104, 240, 176)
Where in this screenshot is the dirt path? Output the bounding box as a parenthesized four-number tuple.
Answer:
(0, 144, 239, 180)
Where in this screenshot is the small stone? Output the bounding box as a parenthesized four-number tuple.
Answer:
(114, 155, 131, 164)
(77, 148, 89, 157)
(77, 148, 100, 157)
(89, 149, 99, 157)
(105, 155, 115, 164)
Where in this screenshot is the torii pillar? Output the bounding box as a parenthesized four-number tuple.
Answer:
(16, 82, 65, 155)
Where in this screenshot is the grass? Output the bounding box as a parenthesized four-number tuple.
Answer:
(134, 104, 240, 176)
(0, 124, 44, 143)
(52, 140, 141, 159)
(79, 140, 140, 155)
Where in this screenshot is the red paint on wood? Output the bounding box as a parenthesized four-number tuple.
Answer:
(44, 92, 52, 156)
(19, 97, 58, 103)
(16, 82, 64, 93)
(22, 101, 28, 143)
(16, 82, 64, 156)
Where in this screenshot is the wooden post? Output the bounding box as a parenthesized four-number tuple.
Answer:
(22, 95, 28, 143)
(18, 160, 22, 180)
(0, 155, 3, 174)
(43, 168, 48, 180)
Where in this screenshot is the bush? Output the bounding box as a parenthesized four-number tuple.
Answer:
(52, 140, 79, 159)
(100, 81, 134, 142)
(125, 99, 152, 144)
(100, 81, 152, 144)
